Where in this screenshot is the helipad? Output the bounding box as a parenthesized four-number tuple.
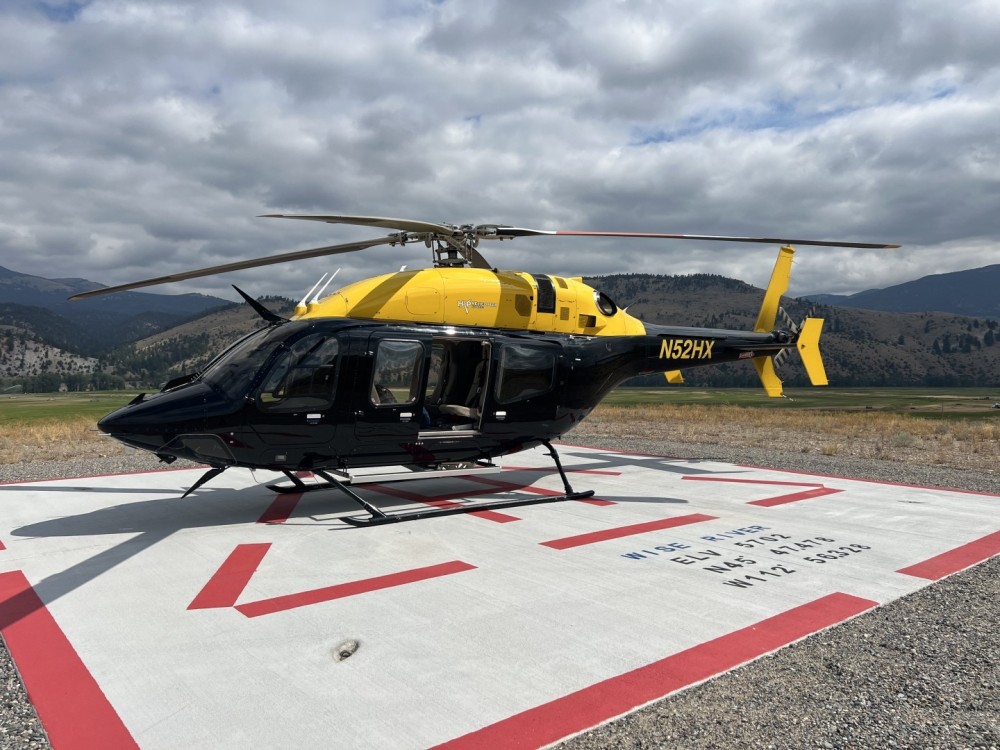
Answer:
(1, 445, 997, 749)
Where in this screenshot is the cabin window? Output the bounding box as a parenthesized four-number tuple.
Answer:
(496, 344, 556, 403)
(257, 334, 340, 411)
(370, 339, 424, 406)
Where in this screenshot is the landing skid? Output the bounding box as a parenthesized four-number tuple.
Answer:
(273, 442, 595, 526)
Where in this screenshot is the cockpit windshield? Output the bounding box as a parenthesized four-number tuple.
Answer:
(199, 325, 294, 399)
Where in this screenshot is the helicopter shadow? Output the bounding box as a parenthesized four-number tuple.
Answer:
(1, 481, 332, 630)
(1, 484, 176, 495)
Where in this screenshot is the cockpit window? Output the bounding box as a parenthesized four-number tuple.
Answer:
(258, 334, 340, 411)
(199, 327, 284, 399)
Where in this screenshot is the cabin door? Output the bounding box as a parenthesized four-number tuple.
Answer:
(488, 339, 562, 427)
(352, 333, 427, 456)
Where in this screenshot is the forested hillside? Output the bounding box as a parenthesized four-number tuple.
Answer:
(588, 274, 1000, 388)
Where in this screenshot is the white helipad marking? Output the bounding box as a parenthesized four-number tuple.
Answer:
(0, 447, 996, 749)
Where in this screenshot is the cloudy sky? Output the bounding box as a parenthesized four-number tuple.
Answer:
(2, 0, 999, 304)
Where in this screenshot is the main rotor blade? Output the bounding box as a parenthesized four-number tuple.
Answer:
(261, 213, 458, 236)
(69, 236, 395, 300)
(513, 229, 900, 249)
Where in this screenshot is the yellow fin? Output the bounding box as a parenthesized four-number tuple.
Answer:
(754, 246, 795, 333)
(753, 356, 784, 397)
(797, 317, 828, 386)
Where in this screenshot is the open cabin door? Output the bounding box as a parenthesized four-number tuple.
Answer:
(422, 337, 492, 433)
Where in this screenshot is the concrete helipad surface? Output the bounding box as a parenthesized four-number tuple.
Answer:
(1, 445, 998, 750)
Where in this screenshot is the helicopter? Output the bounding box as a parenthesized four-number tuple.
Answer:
(70, 214, 899, 526)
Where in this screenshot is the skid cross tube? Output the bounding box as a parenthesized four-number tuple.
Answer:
(266, 470, 312, 494)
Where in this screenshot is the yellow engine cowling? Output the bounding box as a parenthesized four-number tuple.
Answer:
(297, 268, 647, 336)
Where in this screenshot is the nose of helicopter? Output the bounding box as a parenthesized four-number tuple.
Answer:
(97, 382, 234, 454)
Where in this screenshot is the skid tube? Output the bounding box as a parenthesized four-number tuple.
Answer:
(329, 441, 594, 527)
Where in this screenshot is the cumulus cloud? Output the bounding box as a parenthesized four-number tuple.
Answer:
(1, 0, 998, 302)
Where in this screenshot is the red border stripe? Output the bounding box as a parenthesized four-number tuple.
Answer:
(541, 514, 717, 550)
(257, 493, 303, 524)
(0, 570, 139, 749)
(236, 560, 477, 618)
(432, 592, 877, 750)
(188, 543, 271, 610)
(896, 530, 1000, 580)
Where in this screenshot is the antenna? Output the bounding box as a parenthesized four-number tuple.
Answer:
(298, 273, 327, 309)
(310, 268, 340, 304)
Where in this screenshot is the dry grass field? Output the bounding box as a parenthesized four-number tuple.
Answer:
(0, 416, 124, 464)
(569, 403, 1000, 472)
(2, 402, 997, 472)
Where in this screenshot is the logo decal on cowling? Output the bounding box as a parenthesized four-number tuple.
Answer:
(457, 300, 498, 314)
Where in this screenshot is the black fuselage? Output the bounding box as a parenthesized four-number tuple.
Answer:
(98, 318, 789, 472)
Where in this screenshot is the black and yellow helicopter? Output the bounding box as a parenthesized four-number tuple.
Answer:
(71, 215, 898, 525)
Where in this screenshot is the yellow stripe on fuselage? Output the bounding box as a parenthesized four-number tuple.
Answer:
(295, 268, 647, 336)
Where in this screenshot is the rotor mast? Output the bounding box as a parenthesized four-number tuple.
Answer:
(388, 224, 506, 269)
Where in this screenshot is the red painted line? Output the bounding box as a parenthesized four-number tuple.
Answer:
(466, 476, 616, 506)
(683, 476, 824, 487)
(502, 466, 623, 476)
(734, 464, 1000, 498)
(541, 514, 717, 550)
(367, 484, 520, 523)
(750, 487, 843, 507)
(897, 530, 1000, 580)
(257, 493, 303, 524)
(236, 560, 477, 618)
(0, 570, 139, 749)
(681, 475, 843, 506)
(188, 543, 272, 610)
(432, 592, 877, 750)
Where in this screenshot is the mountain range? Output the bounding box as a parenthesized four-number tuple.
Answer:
(1, 263, 998, 390)
(0, 265, 232, 355)
(804, 264, 1000, 319)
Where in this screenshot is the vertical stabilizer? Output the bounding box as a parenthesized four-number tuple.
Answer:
(754, 245, 795, 333)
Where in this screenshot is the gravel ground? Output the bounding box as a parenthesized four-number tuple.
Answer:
(1, 441, 997, 749)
